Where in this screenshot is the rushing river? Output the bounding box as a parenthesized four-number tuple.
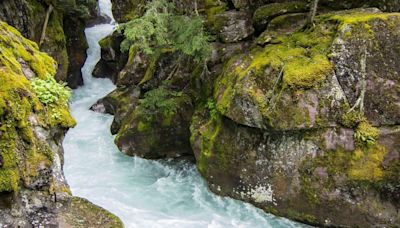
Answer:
(63, 0, 307, 227)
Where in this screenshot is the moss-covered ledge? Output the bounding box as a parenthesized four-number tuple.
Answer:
(213, 10, 400, 131)
(58, 197, 123, 227)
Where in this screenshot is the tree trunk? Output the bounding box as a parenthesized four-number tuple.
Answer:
(305, 0, 319, 28)
(39, 4, 54, 46)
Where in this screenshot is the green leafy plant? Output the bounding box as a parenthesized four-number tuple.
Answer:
(354, 121, 380, 147)
(31, 75, 71, 105)
(119, 0, 212, 62)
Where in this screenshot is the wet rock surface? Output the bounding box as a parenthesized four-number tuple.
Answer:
(92, 0, 400, 226)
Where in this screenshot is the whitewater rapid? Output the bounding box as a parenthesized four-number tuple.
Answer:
(63, 0, 307, 227)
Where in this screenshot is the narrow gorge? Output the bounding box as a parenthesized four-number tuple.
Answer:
(0, 0, 399, 227)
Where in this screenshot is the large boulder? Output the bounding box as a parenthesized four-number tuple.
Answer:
(111, 0, 147, 22)
(115, 86, 194, 159)
(191, 110, 399, 227)
(331, 11, 400, 126)
(93, 32, 128, 83)
(191, 10, 400, 227)
(253, 2, 308, 31)
(213, 11, 255, 43)
(93, 43, 200, 160)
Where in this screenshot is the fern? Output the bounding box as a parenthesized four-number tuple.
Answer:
(169, 15, 212, 62)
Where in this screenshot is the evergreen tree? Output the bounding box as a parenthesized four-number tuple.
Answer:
(119, 0, 212, 63)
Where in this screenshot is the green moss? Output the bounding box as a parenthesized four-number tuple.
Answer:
(139, 53, 160, 85)
(99, 36, 112, 48)
(118, 0, 147, 22)
(25, 145, 52, 179)
(0, 21, 75, 193)
(286, 209, 317, 224)
(0, 22, 57, 79)
(206, 5, 227, 28)
(0, 169, 19, 192)
(196, 115, 222, 174)
(137, 121, 150, 132)
(47, 104, 76, 128)
(0, 69, 35, 192)
(61, 197, 124, 227)
(380, 159, 400, 205)
(329, 12, 400, 30)
(307, 142, 389, 189)
(192, 107, 239, 173)
(348, 145, 386, 181)
(127, 46, 138, 65)
(213, 17, 335, 129)
(284, 54, 332, 88)
(217, 16, 335, 91)
(341, 110, 366, 128)
(214, 11, 400, 130)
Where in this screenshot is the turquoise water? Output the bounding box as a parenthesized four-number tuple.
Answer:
(63, 1, 308, 227)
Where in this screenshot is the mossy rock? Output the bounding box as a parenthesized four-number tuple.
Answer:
(58, 197, 124, 227)
(115, 86, 194, 159)
(0, 21, 74, 193)
(330, 11, 400, 126)
(93, 32, 128, 83)
(214, 11, 400, 131)
(190, 107, 400, 226)
(193, 12, 400, 226)
(213, 11, 255, 43)
(111, 0, 147, 22)
(266, 13, 308, 35)
(214, 13, 342, 130)
(253, 2, 308, 31)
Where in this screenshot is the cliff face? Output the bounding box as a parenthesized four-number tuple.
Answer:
(94, 0, 400, 226)
(0, 0, 97, 88)
(0, 21, 122, 227)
